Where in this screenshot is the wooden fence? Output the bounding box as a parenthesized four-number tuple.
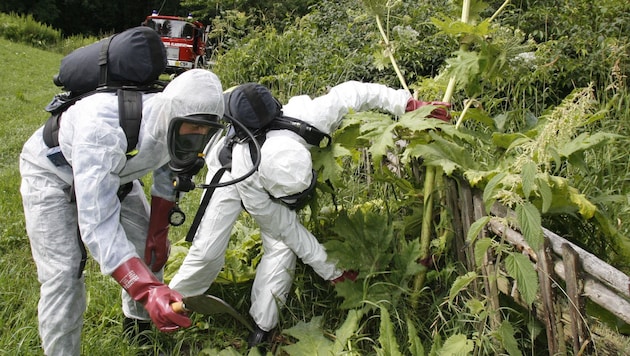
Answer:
(446, 177, 630, 355)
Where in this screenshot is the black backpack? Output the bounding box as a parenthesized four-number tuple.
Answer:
(43, 26, 167, 166)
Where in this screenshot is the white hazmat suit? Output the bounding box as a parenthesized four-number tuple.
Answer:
(169, 81, 411, 335)
(20, 69, 224, 355)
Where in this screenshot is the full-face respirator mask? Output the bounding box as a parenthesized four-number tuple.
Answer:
(167, 113, 225, 191)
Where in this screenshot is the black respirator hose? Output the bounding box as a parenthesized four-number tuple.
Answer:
(182, 116, 262, 242)
(195, 116, 261, 189)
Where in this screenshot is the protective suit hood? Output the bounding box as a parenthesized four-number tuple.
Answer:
(121, 69, 224, 179)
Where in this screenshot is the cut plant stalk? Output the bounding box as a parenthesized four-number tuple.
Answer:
(411, 0, 473, 309)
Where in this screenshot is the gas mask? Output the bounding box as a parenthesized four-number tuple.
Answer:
(167, 113, 225, 191)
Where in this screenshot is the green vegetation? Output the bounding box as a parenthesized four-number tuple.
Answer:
(1, 0, 629, 353)
(0, 12, 99, 54)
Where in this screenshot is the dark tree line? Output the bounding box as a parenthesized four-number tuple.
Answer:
(1, 0, 318, 36)
(0, 0, 182, 36)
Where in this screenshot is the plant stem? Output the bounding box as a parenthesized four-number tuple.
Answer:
(375, 14, 410, 93)
(455, 96, 477, 129)
(411, 0, 473, 310)
(489, 0, 511, 23)
(411, 164, 436, 308)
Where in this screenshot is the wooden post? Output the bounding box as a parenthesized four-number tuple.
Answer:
(472, 193, 501, 332)
(447, 178, 467, 264)
(458, 179, 477, 272)
(537, 238, 565, 354)
(562, 243, 591, 354)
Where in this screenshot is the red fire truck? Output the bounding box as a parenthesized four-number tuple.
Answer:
(142, 12, 209, 74)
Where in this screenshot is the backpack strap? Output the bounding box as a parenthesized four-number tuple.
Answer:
(43, 113, 62, 149)
(98, 34, 116, 87)
(43, 91, 99, 148)
(117, 89, 143, 157)
(42, 88, 145, 162)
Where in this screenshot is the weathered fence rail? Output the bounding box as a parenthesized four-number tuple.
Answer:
(447, 177, 630, 355)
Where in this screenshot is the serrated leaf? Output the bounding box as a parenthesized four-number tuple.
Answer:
(311, 143, 350, 187)
(474, 237, 493, 267)
(333, 310, 363, 354)
(496, 320, 522, 356)
(327, 210, 394, 272)
(444, 50, 481, 93)
(491, 132, 531, 150)
(521, 161, 537, 199)
(536, 176, 552, 213)
(467, 216, 490, 244)
(394, 238, 424, 277)
(482, 172, 507, 213)
(358, 116, 397, 165)
(558, 132, 622, 158)
(377, 306, 403, 356)
(516, 202, 543, 251)
(505, 253, 539, 305)
(465, 298, 485, 315)
(403, 143, 460, 175)
(449, 271, 477, 302)
(281, 317, 334, 356)
(331, 277, 365, 309)
(439, 334, 474, 355)
(407, 318, 425, 356)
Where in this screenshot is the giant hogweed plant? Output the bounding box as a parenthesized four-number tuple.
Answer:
(289, 0, 624, 354)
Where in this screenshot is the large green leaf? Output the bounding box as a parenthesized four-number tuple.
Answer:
(438, 334, 474, 355)
(491, 132, 532, 150)
(558, 132, 622, 158)
(449, 271, 478, 302)
(401, 127, 478, 175)
(281, 317, 334, 356)
(393, 238, 424, 278)
(496, 320, 522, 356)
(311, 143, 351, 187)
(521, 161, 537, 200)
(326, 210, 394, 272)
(544, 176, 597, 219)
(505, 252, 539, 305)
(356, 113, 399, 164)
(403, 143, 461, 175)
(516, 202, 544, 251)
(443, 50, 481, 94)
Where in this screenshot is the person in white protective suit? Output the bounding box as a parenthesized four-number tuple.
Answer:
(168, 80, 451, 349)
(19, 69, 225, 356)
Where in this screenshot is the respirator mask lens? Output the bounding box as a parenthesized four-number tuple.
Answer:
(167, 114, 224, 175)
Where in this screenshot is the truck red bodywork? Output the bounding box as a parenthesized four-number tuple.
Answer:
(142, 14, 208, 73)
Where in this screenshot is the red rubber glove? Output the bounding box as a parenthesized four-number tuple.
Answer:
(406, 98, 452, 122)
(144, 196, 174, 272)
(112, 257, 191, 332)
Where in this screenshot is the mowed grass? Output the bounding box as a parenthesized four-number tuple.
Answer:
(0, 38, 61, 355)
(0, 39, 257, 355)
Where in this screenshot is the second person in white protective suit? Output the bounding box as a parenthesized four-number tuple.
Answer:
(19, 69, 225, 356)
(168, 80, 451, 349)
